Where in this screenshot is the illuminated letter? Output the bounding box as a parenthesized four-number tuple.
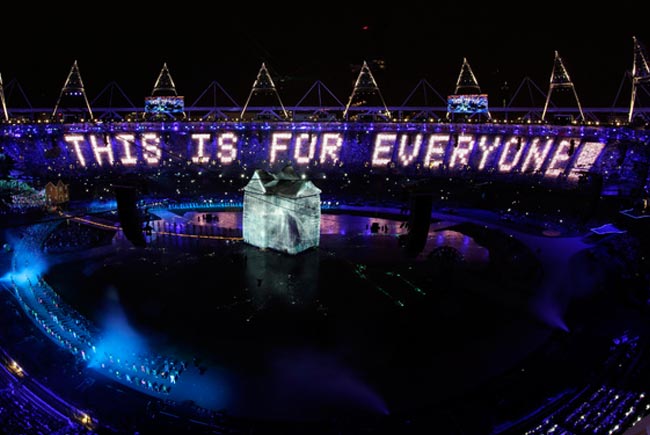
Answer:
(64, 134, 86, 167)
(520, 138, 552, 173)
(270, 132, 292, 163)
(142, 133, 161, 165)
(449, 134, 475, 169)
(89, 134, 114, 165)
(477, 136, 500, 170)
(423, 134, 448, 169)
(372, 133, 396, 167)
(191, 133, 211, 164)
(397, 134, 422, 167)
(217, 132, 238, 164)
(568, 141, 605, 181)
(294, 133, 316, 164)
(319, 133, 343, 164)
(498, 136, 525, 172)
(545, 139, 573, 178)
(115, 134, 137, 165)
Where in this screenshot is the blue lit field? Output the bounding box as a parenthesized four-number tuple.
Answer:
(39, 211, 546, 423)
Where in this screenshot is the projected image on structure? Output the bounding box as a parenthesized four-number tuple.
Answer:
(243, 166, 321, 255)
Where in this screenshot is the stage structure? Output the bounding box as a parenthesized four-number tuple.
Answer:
(145, 63, 185, 120)
(0, 73, 7, 122)
(294, 80, 344, 121)
(629, 36, 650, 123)
(243, 166, 321, 255)
(343, 60, 391, 120)
(401, 78, 447, 120)
(542, 51, 585, 123)
(447, 58, 490, 120)
(1, 37, 650, 200)
(52, 61, 93, 121)
(91, 81, 137, 121)
(240, 63, 288, 120)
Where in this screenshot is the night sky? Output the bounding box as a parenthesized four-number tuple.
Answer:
(1, 6, 648, 108)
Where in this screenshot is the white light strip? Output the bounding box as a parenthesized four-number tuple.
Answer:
(90, 134, 114, 166)
(477, 135, 500, 170)
(294, 133, 316, 164)
(545, 139, 572, 177)
(498, 136, 525, 172)
(64, 134, 86, 167)
(217, 132, 238, 164)
(319, 133, 343, 164)
(270, 132, 291, 163)
(142, 133, 161, 165)
(424, 134, 448, 168)
(191, 133, 211, 164)
(115, 134, 137, 165)
(569, 141, 605, 180)
(372, 133, 396, 167)
(449, 134, 474, 169)
(398, 133, 423, 167)
(520, 138, 552, 173)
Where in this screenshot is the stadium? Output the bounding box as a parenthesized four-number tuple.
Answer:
(1, 36, 650, 434)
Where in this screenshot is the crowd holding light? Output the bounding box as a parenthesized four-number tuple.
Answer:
(2, 120, 648, 207)
(523, 385, 649, 435)
(1, 351, 94, 434)
(522, 332, 649, 435)
(59, 130, 606, 179)
(5, 122, 644, 185)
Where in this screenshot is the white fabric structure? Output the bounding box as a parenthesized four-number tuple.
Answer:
(243, 166, 321, 254)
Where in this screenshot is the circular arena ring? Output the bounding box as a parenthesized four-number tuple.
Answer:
(4, 192, 648, 434)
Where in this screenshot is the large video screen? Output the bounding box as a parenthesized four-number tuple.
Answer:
(145, 96, 185, 115)
(447, 94, 489, 114)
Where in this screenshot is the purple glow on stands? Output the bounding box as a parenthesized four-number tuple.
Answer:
(2, 121, 635, 185)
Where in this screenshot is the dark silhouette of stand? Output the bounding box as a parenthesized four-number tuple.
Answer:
(404, 193, 433, 256)
(114, 185, 146, 247)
